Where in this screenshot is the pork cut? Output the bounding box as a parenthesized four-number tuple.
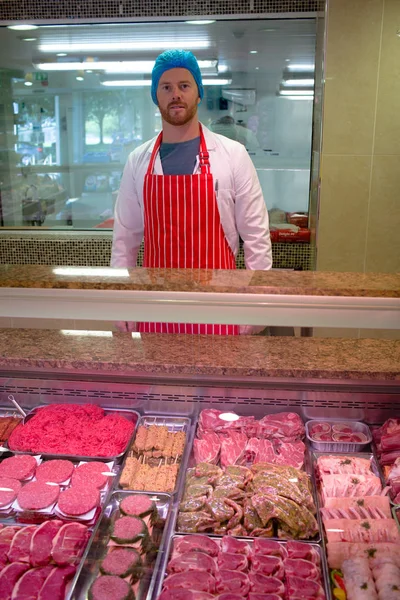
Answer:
(248, 595, 283, 600)
(285, 575, 325, 599)
(194, 432, 221, 465)
(220, 536, 250, 556)
(217, 595, 247, 600)
(324, 518, 400, 544)
(286, 541, 320, 564)
(30, 520, 64, 567)
(251, 555, 284, 579)
(11, 565, 53, 600)
(51, 522, 89, 566)
(37, 565, 76, 600)
(219, 432, 248, 468)
(249, 574, 285, 596)
(163, 571, 216, 593)
(255, 413, 305, 441)
(0, 563, 30, 600)
(283, 558, 320, 580)
(217, 553, 248, 572)
(7, 526, 37, 563)
(167, 552, 216, 575)
(252, 539, 287, 558)
(174, 535, 219, 557)
(215, 570, 250, 596)
(159, 591, 214, 600)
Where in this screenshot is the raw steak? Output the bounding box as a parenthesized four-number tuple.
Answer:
(51, 522, 89, 566)
(163, 571, 216, 593)
(251, 555, 284, 579)
(0, 455, 37, 481)
(17, 481, 60, 510)
(159, 591, 214, 600)
(249, 574, 285, 596)
(35, 460, 74, 484)
(284, 558, 320, 580)
(168, 552, 216, 575)
(217, 595, 247, 600)
(8, 526, 37, 563)
(194, 432, 221, 464)
(273, 440, 305, 469)
(198, 410, 254, 435)
(11, 565, 53, 600)
(220, 432, 248, 467)
(30, 520, 64, 567)
(37, 565, 76, 600)
(174, 535, 219, 557)
(245, 439, 276, 464)
(215, 570, 250, 596)
(256, 412, 305, 441)
(0, 563, 30, 600)
(252, 539, 287, 558)
(217, 553, 248, 572)
(286, 575, 325, 598)
(220, 536, 250, 556)
(248, 596, 283, 600)
(286, 541, 320, 564)
(0, 526, 21, 567)
(0, 477, 21, 508)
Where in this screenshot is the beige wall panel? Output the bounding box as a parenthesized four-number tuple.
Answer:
(317, 155, 371, 271)
(323, 0, 383, 155)
(365, 154, 400, 272)
(374, 0, 400, 155)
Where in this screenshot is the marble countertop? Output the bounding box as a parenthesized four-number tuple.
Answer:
(0, 264, 399, 297)
(0, 328, 398, 381)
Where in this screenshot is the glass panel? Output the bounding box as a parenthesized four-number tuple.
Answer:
(0, 18, 316, 230)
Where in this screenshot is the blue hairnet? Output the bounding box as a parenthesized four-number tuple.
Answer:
(151, 50, 204, 105)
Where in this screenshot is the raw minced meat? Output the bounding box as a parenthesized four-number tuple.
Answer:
(8, 404, 135, 457)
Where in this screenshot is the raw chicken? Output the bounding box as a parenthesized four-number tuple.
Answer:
(342, 558, 378, 600)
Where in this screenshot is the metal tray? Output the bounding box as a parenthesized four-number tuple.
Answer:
(370, 437, 400, 506)
(118, 415, 193, 495)
(70, 490, 173, 600)
(152, 533, 331, 600)
(5, 405, 140, 462)
(174, 443, 321, 543)
(306, 419, 372, 453)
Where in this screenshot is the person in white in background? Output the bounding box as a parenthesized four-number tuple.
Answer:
(111, 49, 272, 334)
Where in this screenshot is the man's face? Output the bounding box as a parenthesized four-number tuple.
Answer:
(157, 68, 200, 126)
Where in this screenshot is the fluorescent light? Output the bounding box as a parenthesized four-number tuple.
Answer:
(56, 52, 67, 57)
(284, 79, 315, 86)
(39, 40, 210, 53)
(22, 37, 37, 42)
(287, 64, 315, 71)
(76, 76, 84, 81)
(101, 78, 230, 87)
(284, 95, 314, 100)
(53, 267, 129, 277)
(218, 64, 229, 73)
(279, 90, 313, 96)
(249, 50, 258, 54)
(101, 80, 152, 87)
(218, 412, 240, 422)
(35, 59, 216, 73)
(185, 20, 216, 25)
(61, 330, 113, 337)
(7, 24, 38, 31)
(24, 81, 33, 86)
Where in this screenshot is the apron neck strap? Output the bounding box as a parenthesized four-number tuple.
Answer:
(147, 123, 210, 175)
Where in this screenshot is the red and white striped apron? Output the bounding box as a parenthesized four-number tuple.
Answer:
(138, 125, 239, 335)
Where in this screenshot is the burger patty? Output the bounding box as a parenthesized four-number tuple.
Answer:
(0, 454, 37, 481)
(35, 459, 74, 484)
(58, 486, 100, 516)
(17, 481, 60, 510)
(71, 461, 110, 490)
(0, 477, 21, 507)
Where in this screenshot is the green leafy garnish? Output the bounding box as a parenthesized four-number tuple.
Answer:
(357, 499, 365, 506)
(360, 583, 368, 590)
(351, 477, 360, 484)
(367, 548, 377, 558)
(340, 459, 352, 465)
(361, 521, 371, 530)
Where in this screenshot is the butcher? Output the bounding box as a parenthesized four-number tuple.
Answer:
(111, 49, 272, 334)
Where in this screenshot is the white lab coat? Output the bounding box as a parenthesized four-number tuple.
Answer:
(111, 124, 272, 270)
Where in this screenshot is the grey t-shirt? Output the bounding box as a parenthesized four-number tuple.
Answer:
(160, 136, 200, 175)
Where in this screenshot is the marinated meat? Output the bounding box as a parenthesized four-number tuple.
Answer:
(17, 481, 60, 510)
(37, 565, 76, 600)
(217, 553, 248, 572)
(58, 486, 99, 516)
(215, 570, 250, 596)
(174, 535, 219, 557)
(8, 526, 37, 563)
(0, 455, 37, 481)
(285, 575, 325, 599)
(251, 555, 284, 578)
(249, 573, 285, 596)
(71, 461, 110, 490)
(220, 536, 251, 556)
(220, 432, 248, 468)
(30, 520, 64, 567)
(168, 552, 216, 575)
(88, 575, 134, 600)
(11, 565, 53, 600)
(0, 563, 29, 600)
(35, 460, 74, 484)
(283, 558, 320, 580)
(8, 403, 135, 458)
(0, 477, 21, 507)
(323, 518, 400, 544)
(194, 432, 221, 465)
(51, 522, 89, 566)
(163, 571, 216, 593)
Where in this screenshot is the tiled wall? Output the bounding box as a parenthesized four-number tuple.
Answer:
(317, 0, 400, 273)
(0, 233, 312, 270)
